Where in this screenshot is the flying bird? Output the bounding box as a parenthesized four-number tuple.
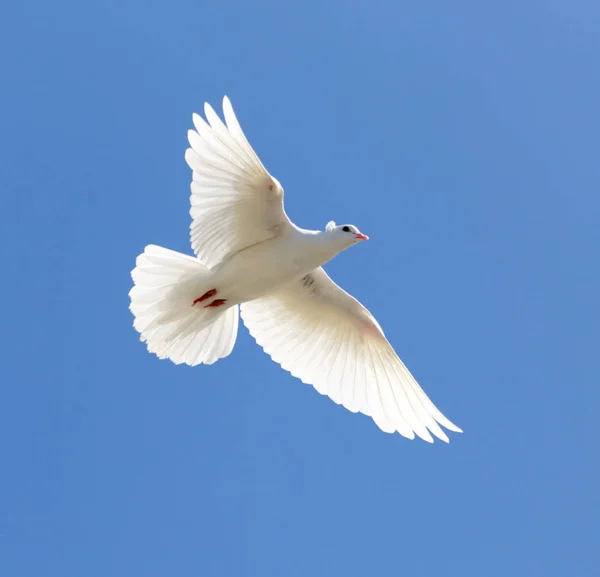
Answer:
(129, 97, 462, 442)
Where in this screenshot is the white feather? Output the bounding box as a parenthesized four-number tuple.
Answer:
(185, 96, 291, 269)
(241, 268, 462, 442)
(130, 245, 239, 366)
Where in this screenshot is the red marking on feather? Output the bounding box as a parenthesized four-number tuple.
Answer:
(204, 299, 227, 308)
(192, 288, 217, 306)
(268, 183, 274, 191)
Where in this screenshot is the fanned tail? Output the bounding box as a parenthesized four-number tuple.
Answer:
(129, 245, 239, 365)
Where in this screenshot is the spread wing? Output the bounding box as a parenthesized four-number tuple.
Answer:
(185, 96, 291, 269)
(241, 268, 462, 442)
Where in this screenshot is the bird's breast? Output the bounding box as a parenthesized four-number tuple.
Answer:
(211, 235, 319, 304)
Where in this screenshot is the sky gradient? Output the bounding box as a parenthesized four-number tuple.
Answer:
(2, 1, 599, 576)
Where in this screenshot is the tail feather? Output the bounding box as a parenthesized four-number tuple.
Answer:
(130, 245, 239, 366)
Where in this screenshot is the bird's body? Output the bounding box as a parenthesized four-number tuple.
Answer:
(205, 227, 340, 306)
(130, 96, 462, 443)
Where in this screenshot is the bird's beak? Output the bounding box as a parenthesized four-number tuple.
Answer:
(355, 233, 369, 241)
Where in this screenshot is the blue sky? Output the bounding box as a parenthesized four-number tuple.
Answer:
(2, 1, 599, 575)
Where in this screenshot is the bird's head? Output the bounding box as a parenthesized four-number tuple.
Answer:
(325, 221, 369, 248)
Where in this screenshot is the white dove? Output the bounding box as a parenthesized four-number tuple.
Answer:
(129, 97, 462, 442)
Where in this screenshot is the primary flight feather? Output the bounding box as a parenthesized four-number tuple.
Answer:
(129, 96, 462, 443)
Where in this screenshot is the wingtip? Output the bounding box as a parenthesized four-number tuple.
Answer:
(420, 432, 435, 444)
(436, 423, 462, 442)
(446, 423, 464, 434)
(203, 101, 215, 118)
(222, 95, 235, 122)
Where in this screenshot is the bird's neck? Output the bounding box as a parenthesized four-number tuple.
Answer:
(298, 230, 348, 269)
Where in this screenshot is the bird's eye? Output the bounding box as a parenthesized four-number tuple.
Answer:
(342, 226, 350, 232)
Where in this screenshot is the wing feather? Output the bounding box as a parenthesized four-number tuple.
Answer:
(241, 268, 462, 442)
(185, 97, 291, 268)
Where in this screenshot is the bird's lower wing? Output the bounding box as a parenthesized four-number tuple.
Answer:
(241, 268, 462, 442)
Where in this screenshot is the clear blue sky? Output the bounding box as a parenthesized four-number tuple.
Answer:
(2, 1, 599, 575)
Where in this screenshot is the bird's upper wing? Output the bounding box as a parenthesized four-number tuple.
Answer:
(185, 97, 291, 268)
(241, 268, 462, 442)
